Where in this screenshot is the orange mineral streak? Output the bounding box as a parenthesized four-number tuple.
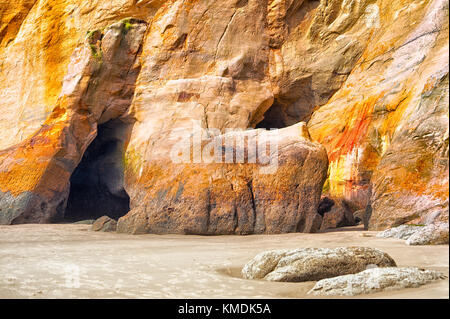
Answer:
(312, 80, 417, 201)
(0, 0, 37, 47)
(327, 95, 380, 163)
(0, 126, 66, 196)
(357, 35, 400, 70)
(38, 1, 75, 110)
(379, 90, 415, 139)
(129, 160, 301, 205)
(0, 96, 91, 196)
(378, 84, 449, 203)
(383, 160, 449, 203)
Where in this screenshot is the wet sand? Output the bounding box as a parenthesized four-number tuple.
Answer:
(0, 224, 448, 299)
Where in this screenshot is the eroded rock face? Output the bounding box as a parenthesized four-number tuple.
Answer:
(308, 267, 446, 296)
(268, 0, 376, 125)
(370, 72, 449, 229)
(0, 0, 163, 151)
(118, 0, 343, 234)
(0, 0, 448, 233)
(308, 0, 449, 228)
(0, 0, 333, 233)
(241, 247, 396, 282)
(118, 123, 328, 234)
(0, 19, 147, 224)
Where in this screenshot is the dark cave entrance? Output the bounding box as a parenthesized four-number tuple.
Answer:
(255, 103, 288, 129)
(255, 95, 316, 130)
(64, 119, 131, 222)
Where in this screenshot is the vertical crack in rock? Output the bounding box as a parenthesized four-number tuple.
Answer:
(118, 122, 328, 235)
(215, 9, 238, 61)
(247, 180, 257, 233)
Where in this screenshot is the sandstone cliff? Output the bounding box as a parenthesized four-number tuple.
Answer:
(0, 0, 448, 233)
(308, 0, 449, 228)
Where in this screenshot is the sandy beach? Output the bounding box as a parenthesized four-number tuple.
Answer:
(0, 224, 448, 299)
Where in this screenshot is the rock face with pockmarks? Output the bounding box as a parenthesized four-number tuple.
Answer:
(241, 247, 396, 282)
(406, 223, 449, 246)
(377, 225, 424, 240)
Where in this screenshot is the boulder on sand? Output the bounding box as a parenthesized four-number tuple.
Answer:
(242, 247, 396, 282)
(406, 223, 449, 246)
(377, 224, 424, 240)
(308, 267, 446, 296)
(92, 216, 117, 232)
(377, 223, 449, 245)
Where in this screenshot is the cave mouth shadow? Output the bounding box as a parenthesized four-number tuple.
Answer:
(64, 119, 132, 222)
(255, 98, 312, 130)
(255, 102, 288, 130)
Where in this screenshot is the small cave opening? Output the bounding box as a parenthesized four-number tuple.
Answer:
(255, 103, 289, 129)
(255, 96, 316, 130)
(64, 119, 132, 222)
(317, 197, 335, 217)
